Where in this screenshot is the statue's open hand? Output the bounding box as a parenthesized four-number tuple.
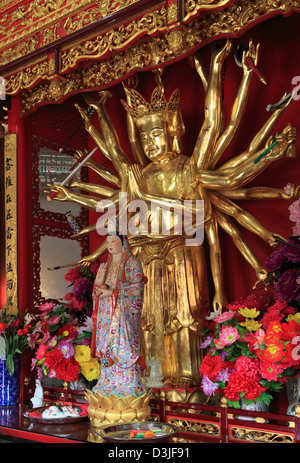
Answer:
(77, 255, 96, 268)
(282, 183, 300, 199)
(95, 262, 108, 286)
(44, 184, 71, 201)
(98, 288, 113, 298)
(75, 103, 92, 129)
(265, 125, 296, 161)
(242, 40, 260, 73)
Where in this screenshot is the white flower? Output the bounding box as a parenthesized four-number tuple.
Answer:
(205, 307, 222, 320)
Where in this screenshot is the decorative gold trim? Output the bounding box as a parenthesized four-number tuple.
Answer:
(230, 426, 295, 443)
(4, 0, 300, 103)
(0, 0, 144, 64)
(4, 134, 18, 315)
(167, 416, 221, 437)
(183, 0, 234, 22)
(60, 7, 167, 73)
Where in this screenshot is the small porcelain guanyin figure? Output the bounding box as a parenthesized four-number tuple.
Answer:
(91, 221, 147, 398)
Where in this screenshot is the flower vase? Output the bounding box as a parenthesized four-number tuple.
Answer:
(287, 376, 300, 415)
(0, 355, 21, 406)
(238, 399, 269, 421)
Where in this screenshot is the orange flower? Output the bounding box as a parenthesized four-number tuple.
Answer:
(266, 321, 283, 338)
(261, 340, 284, 362)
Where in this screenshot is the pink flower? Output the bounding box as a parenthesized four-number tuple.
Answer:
(48, 315, 61, 325)
(39, 302, 55, 312)
(289, 198, 300, 224)
(219, 326, 240, 346)
(253, 329, 265, 350)
(214, 311, 235, 324)
(292, 223, 300, 236)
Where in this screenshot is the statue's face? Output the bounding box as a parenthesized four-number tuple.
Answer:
(138, 114, 171, 162)
(107, 235, 123, 255)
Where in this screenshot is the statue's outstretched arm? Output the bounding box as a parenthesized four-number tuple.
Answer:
(74, 105, 111, 161)
(192, 39, 232, 171)
(209, 191, 285, 247)
(45, 185, 102, 210)
(193, 53, 208, 91)
(215, 209, 267, 283)
(219, 93, 294, 172)
(82, 92, 131, 178)
(77, 241, 107, 267)
(220, 184, 300, 200)
(69, 179, 118, 198)
(73, 150, 121, 187)
(210, 41, 259, 168)
(198, 125, 296, 189)
(204, 216, 227, 311)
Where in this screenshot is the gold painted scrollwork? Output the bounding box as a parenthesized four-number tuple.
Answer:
(230, 426, 295, 443)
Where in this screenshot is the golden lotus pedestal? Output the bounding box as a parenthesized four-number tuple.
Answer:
(85, 389, 152, 442)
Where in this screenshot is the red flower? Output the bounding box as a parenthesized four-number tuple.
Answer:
(244, 379, 264, 401)
(281, 321, 300, 341)
(44, 348, 64, 370)
(36, 344, 47, 360)
(11, 319, 20, 327)
(17, 328, 29, 336)
(258, 340, 284, 362)
(224, 373, 248, 402)
(260, 361, 283, 381)
(64, 266, 81, 283)
(224, 372, 263, 402)
(266, 320, 283, 338)
(0, 322, 6, 332)
(200, 354, 223, 381)
(55, 358, 80, 382)
(57, 324, 77, 341)
(235, 356, 260, 381)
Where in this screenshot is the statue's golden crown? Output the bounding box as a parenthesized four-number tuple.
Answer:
(121, 86, 180, 120)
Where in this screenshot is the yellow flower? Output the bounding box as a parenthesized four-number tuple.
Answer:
(75, 345, 91, 364)
(287, 313, 300, 325)
(81, 358, 100, 381)
(238, 307, 260, 319)
(240, 318, 262, 332)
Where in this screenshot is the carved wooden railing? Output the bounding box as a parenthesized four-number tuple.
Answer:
(23, 380, 300, 444)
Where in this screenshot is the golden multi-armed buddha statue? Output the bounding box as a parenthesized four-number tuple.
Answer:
(47, 40, 298, 386)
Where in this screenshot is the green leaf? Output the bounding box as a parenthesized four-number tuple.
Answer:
(6, 354, 14, 376)
(260, 379, 283, 392)
(256, 391, 273, 406)
(227, 400, 241, 409)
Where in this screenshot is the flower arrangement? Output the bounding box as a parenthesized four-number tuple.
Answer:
(265, 198, 300, 309)
(0, 307, 36, 375)
(29, 261, 101, 386)
(200, 294, 300, 408)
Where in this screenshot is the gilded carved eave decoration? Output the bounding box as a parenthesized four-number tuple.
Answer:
(0, 0, 299, 114)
